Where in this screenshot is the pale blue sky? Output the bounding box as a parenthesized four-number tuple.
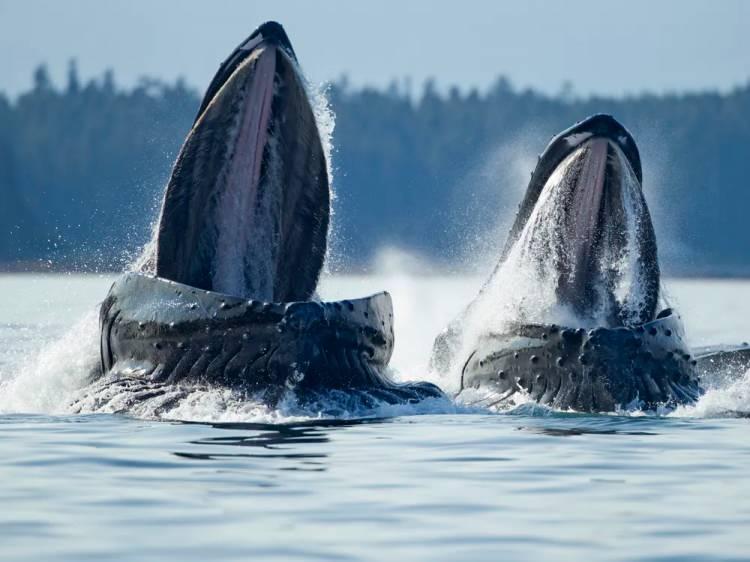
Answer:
(1, 0, 748, 98)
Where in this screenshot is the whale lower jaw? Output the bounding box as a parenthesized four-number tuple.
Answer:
(459, 311, 703, 412)
(83, 273, 443, 411)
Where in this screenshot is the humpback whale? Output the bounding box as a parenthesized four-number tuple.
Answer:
(432, 114, 750, 412)
(84, 22, 443, 412)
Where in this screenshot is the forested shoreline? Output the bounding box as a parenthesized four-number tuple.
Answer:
(1, 63, 748, 275)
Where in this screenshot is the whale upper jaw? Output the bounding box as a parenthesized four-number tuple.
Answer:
(153, 21, 330, 303)
(494, 114, 659, 328)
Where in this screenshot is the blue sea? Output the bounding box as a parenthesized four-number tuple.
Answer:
(1, 274, 749, 561)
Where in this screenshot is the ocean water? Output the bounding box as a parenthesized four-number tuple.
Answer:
(1, 273, 749, 561)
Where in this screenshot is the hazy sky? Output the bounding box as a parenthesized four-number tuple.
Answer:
(1, 0, 748, 98)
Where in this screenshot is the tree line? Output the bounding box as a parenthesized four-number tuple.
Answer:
(1, 63, 748, 274)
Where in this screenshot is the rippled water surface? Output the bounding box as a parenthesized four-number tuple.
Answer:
(1, 274, 749, 561)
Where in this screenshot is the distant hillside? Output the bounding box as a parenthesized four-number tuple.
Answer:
(1, 64, 748, 275)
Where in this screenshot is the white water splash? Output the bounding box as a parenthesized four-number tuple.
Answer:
(600, 148, 655, 325)
(160, 392, 470, 423)
(670, 368, 750, 418)
(308, 80, 335, 189)
(0, 310, 99, 414)
(308, 80, 339, 275)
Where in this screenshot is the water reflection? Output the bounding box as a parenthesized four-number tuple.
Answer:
(171, 417, 388, 470)
(518, 426, 658, 437)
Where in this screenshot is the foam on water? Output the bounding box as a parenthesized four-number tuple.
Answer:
(454, 369, 750, 419)
(670, 368, 750, 418)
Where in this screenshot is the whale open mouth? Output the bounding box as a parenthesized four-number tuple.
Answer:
(505, 114, 659, 327)
(154, 22, 329, 303)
